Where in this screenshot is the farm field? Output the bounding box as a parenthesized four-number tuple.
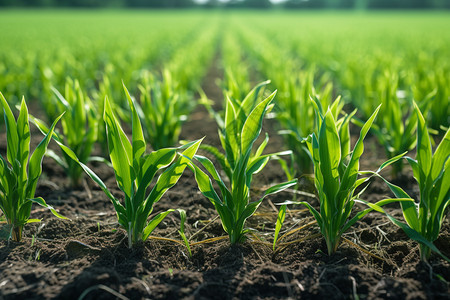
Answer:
(0, 9, 449, 299)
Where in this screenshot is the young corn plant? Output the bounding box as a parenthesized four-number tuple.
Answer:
(411, 63, 450, 133)
(199, 81, 290, 183)
(32, 78, 101, 187)
(0, 93, 67, 242)
(178, 209, 192, 257)
(137, 70, 194, 150)
(275, 68, 337, 175)
(288, 98, 408, 255)
(377, 102, 449, 261)
(188, 87, 297, 244)
(355, 71, 417, 178)
(223, 67, 251, 102)
(57, 85, 202, 248)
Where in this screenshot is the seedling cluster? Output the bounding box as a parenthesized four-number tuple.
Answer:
(0, 12, 448, 287)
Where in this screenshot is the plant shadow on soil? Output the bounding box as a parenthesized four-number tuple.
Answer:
(1, 60, 450, 299)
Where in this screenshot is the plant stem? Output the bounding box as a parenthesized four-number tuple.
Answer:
(128, 222, 133, 249)
(420, 244, 431, 262)
(12, 225, 23, 242)
(325, 231, 340, 255)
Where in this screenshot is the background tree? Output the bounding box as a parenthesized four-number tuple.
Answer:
(284, 0, 326, 9)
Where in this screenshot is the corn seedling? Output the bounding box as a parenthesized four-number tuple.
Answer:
(286, 97, 408, 255)
(0, 92, 67, 242)
(412, 62, 450, 133)
(273, 204, 287, 251)
(32, 78, 102, 187)
(57, 85, 202, 248)
(224, 67, 251, 102)
(200, 81, 291, 183)
(375, 102, 449, 261)
(275, 68, 337, 175)
(178, 209, 192, 257)
(188, 86, 297, 244)
(364, 71, 417, 178)
(137, 70, 194, 150)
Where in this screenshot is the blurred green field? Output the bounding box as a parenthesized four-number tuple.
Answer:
(1, 10, 449, 93)
(0, 10, 449, 136)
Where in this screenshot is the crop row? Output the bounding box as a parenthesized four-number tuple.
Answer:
(1, 13, 448, 139)
(0, 12, 449, 265)
(232, 14, 449, 178)
(1, 78, 448, 263)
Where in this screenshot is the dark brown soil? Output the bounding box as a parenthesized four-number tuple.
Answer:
(1, 59, 449, 300)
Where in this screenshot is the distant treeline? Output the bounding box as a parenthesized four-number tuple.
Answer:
(0, 0, 449, 9)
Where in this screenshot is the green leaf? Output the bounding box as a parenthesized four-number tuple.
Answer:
(199, 143, 231, 180)
(224, 95, 238, 168)
(376, 151, 408, 173)
(194, 155, 232, 204)
(104, 97, 133, 198)
(177, 209, 191, 257)
(188, 162, 222, 205)
(234, 198, 264, 242)
(310, 95, 325, 120)
(142, 209, 174, 241)
(16, 201, 32, 226)
(253, 133, 269, 159)
(241, 91, 276, 156)
(247, 155, 270, 180)
(0, 92, 19, 165)
(339, 105, 380, 199)
(273, 205, 286, 251)
(406, 157, 421, 184)
(134, 148, 178, 202)
(0, 155, 7, 194)
(29, 114, 63, 143)
(26, 219, 41, 224)
(29, 197, 68, 220)
(178, 209, 187, 233)
(46, 149, 68, 169)
(343, 198, 413, 233)
(414, 101, 432, 179)
(338, 109, 356, 162)
(430, 128, 450, 182)
(241, 80, 270, 116)
(145, 140, 201, 211)
(299, 201, 323, 229)
(187, 161, 234, 235)
(375, 173, 420, 231)
(56, 142, 123, 218)
(51, 86, 70, 107)
(262, 179, 298, 198)
(318, 109, 341, 205)
(123, 83, 146, 165)
(16, 98, 30, 183)
(57, 142, 118, 202)
(26, 113, 64, 198)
